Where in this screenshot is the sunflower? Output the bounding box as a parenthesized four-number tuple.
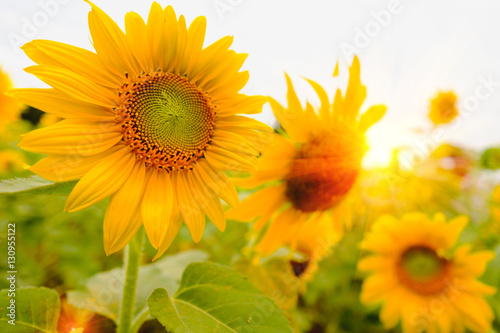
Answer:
(429, 143, 471, 178)
(0, 66, 22, 130)
(11, 1, 269, 259)
(429, 91, 458, 125)
(359, 212, 497, 333)
(227, 57, 385, 262)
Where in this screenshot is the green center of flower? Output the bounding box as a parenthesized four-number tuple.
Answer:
(396, 246, 450, 295)
(116, 72, 215, 171)
(285, 129, 365, 212)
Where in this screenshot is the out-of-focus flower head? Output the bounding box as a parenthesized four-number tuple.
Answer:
(429, 91, 458, 125)
(228, 56, 386, 273)
(0, 66, 23, 130)
(429, 143, 472, 178)
(359, 212, 496, 333)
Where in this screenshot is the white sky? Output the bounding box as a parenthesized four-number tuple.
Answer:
(1, 0, 499, 167)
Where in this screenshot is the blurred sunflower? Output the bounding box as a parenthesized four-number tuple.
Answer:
(359, 212, 496, 333)
(0, 150, 25, 175)
(0, 66, 26, 174)
(12, 1, 269, 259)
(429, 91, 458, 125)
(227, 57, 385, 264)
(0, 66, 22, 130)
(429, 143, 472, 178)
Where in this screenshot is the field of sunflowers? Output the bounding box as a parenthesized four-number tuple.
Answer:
(1, 1, 500, 333)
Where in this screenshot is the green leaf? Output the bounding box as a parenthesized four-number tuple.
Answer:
(148, 262, 293, 333)
(234, 257, 301, 314)
(0, 175, 77, 196)
(0, 287, 60, 333)
(480, 147, 500, 170)
(67, 249, 207, 323)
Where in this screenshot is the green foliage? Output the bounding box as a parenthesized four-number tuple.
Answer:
(68, 250, 207, 323)
(234, 257, 303, 332)
(480, 147, 500, 170)
(0, 196, 113, 290)
(482, 245, 500, 331)
(148, 262, 293, 333)
(300, 230, 394, 333)
(0, 287, 60, 332)
(234, 257, 301, 315)
(0, 175, 77, 196)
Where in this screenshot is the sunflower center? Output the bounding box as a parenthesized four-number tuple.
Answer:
(285, 129, 364, 212)
(396, 246, 450, 295)
(115, 72, 215, 171)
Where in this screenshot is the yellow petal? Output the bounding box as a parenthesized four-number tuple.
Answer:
(212, 131, 258, 156)
(30, 145, 122, 182)
(360, 273, 397, 304)
(444, 215, 468, 247)
(146, 2, 165, 71)
(233, 134, 294, 189)
(333, 60, 339, 77)
(103, 161, 146, 255)
(141, 170, 174, 249)
(359, 105, 386, 132)
(189, 36, 233, 85)
(454, 293, 494, 333)
(284, 73, 303, 113)
(226, 184, 286, 228)
(255, 207, 301, 256)
(269, 97, 308, 143)
(22, 40, 121, 87)
(161, 6, 179, 73)
(195, 160, 239, 207)
(85, 0, 139, 77)
(379, 291, 402, 329)
(24, 65, 116, 107)
(204, 55, 248, 94)
(304, 78, 331, 124)
(456, 279, 497, 295)
(65, 146, 135, 212)
(19, 119, 121, 156)
(8, 88, 113, 120)
(153, 213, 182, 261)
(357, 255, 393, 272)
(216, 94, 267, 116)
(204, 146, 257, 172)
(174, 171, 205, 243)
(343, 55, 367, 122)
(124, 11, 153, 73)
(191, 168, 226, 231)
(180, 16, 206, 75)
(216, 115, 273, 132)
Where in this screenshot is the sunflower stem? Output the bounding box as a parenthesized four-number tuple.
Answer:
(117, 228, 145, 333)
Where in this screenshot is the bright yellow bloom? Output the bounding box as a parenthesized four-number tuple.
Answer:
(359, 213, 496, 333)
(429, 91, 458, 125)
(228, 57, 385, 263)
(0, 67, 22, 130)
(430, 143, 471, 178)
(12, 1, 269, 259)
(0, 150, 25, 174)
